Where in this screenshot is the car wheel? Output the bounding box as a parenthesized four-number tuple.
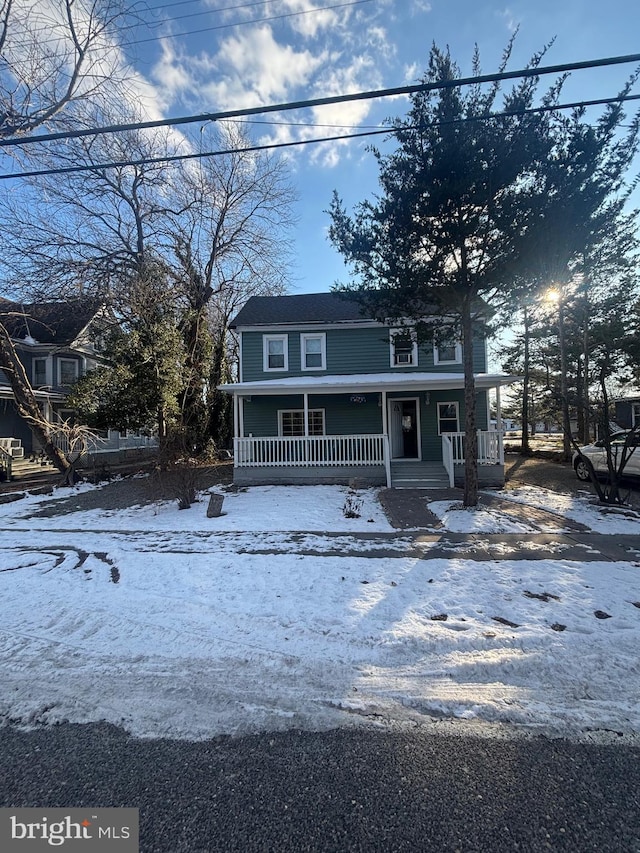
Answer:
(575, 458, 592, 481)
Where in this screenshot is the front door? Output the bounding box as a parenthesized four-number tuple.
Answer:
(389, 399, 420, 460)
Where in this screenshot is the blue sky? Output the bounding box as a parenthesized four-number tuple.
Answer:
(10, 0, 640, 295)
(121, 0, 640, 294)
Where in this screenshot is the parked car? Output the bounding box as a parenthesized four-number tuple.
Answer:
(573, 431, 640, 481)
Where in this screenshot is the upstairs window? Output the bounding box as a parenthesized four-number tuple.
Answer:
(263, 334, 288, 371)
(301, 333, 326, 371)
(58, 358, 79, 386)
(434, 340, 462, 365)
(390, 330, 418, 367)
(33, 358, 47, 386)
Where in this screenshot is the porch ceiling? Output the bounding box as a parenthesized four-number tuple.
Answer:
(220, 371, 519, 396)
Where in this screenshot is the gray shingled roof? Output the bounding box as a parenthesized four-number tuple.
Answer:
(230, 292, 373, 328)
(0, 297, 103, 344)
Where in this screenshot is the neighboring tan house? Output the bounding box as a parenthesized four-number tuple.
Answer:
(0, 298, 156, 469)
(220, 292, 516, 488)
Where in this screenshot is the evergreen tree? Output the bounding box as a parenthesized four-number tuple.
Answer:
(328, 42, 551, 506)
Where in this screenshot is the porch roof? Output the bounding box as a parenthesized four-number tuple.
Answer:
(220, 371, 518, 396)
(0, 384, 65, 402)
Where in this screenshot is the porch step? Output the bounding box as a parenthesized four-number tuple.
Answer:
(4, 456, 57, 481)
(390, 462, 451, 489)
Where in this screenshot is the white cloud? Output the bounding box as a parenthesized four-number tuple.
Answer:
(199, 26, 328, 109)
(271, 0, 345, 39)
(411, 0, 432, 12)
(151, 40, 193, 111)
(498, 7, 520, 33)
(403, 61, 421, 83)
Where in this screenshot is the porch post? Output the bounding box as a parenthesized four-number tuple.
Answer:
(381, 391, 391, 487)
(303, 392, 309, 463)
(495, 385, 504, 465)
(495, 385, 503, 430)
(237, 395, 244, 438)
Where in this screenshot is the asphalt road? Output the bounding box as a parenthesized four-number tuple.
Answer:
(1, 722, 639, 852)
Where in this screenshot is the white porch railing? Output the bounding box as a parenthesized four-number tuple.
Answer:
(442, 430, 504, 468)
(235, 434, 387, 468)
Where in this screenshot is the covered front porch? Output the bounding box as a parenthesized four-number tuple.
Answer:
(220, 372, 515, 488)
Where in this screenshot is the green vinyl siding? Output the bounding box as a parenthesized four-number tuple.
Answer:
(241, 393, 384, 437)
(240, 326, 486, 381)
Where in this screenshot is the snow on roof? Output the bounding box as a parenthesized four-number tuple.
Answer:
(220, 372, 519, 395)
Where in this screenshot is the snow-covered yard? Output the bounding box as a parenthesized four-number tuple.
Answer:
(0, 481, 639, 741)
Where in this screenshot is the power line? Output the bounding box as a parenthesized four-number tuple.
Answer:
(3, 91, 639, 182)
(2, 51, 640, 150)
(131, 0, 373, 46)
(5, 0, 371, 51)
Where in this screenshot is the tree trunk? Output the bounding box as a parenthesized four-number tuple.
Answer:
(462, 299, 478, 507)
(557, 296, 572, 462)
(521, 306, 531, 455)
(0, 324, 70, 473)
(581, 270, 590, 443)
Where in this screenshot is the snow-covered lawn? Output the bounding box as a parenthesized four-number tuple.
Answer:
(0, 481, 639, 741)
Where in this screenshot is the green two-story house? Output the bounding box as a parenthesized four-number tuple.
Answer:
(221, 292, 515, 488)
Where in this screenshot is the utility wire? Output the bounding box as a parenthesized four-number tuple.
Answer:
(5, 0, 371, 50)
(3, 91, 639, 182)
(131, 0, 374, 46)
(2, 51, 640, 150)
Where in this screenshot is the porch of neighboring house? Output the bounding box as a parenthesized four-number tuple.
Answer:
(0, 393, 158, 482)
(223, 373, 513, 489)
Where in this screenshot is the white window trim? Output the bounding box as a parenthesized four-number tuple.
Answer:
(437, 401, 460, 435)
(389, 329, 418, 368)
(263, 334, 288, 372)
(433, 340, 462, 365)
(300, 332, 326, 371)
(57, 358, 79, 385)
(278, 408, 326, 437)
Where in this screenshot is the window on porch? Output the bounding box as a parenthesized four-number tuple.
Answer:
(438, 402, 460, 434)
(279, 409, 325, 436)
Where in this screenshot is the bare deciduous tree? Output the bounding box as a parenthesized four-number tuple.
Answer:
(168, 122, 297, 450)
(0, 0, 133, 138)
(2, 120, 297, 459)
